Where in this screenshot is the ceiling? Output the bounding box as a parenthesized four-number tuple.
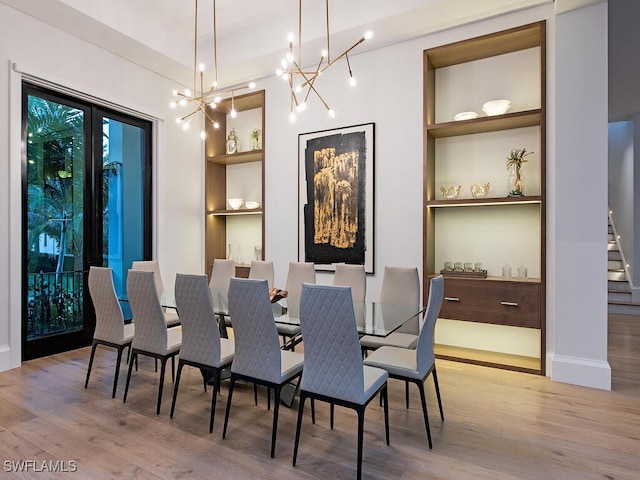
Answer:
(1, 0, 554, 87)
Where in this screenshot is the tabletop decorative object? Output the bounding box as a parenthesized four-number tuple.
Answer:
(470, 182, 490, 199)
(250, 128, 261, 150)
(226, 129, 239, 154)
(506, 148, 533, 197)
(440, 184, 461, 200)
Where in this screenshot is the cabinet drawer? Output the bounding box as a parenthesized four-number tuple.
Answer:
(434, 277, 541, 328)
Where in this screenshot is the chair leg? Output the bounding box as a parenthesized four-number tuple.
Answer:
(222, 376, 237, 439)
(209, 369, 220, 433)
(432, 368, 444, 421)
(170, 360, 185, 418)
(330, 403, 335, 430)
(417, 381, 433, 449)
(123, 352, 137, 403)
(171, 356, 176, 383)
(292, 392, 307, 466)
(405, 381, 410, 409)
(311, 398, 315, 424)
(356, 406, 365, 480)
(157, 357, 168, 415)
(267, 387, 271, 411)
(112, 345, 125, 399)
(270, 385, 281, 458)
(254, 383, 258, 406)
(84, 343, 98, 389)
(382, 385, 390, 445)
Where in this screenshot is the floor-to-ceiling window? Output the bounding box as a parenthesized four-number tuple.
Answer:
(22, 83, 152, 360)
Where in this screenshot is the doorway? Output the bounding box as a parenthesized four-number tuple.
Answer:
(22, 83, 152, 360)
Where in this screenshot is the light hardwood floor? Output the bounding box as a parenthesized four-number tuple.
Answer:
(0, 314, 639, 479)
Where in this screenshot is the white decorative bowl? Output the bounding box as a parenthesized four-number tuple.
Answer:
(453, 111, 479, 121)
(244, 201, 260, 209)
(482, 99, 511, 116)
(228, 198, 244, 210)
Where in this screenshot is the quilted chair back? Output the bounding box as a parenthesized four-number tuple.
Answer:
(227, 278, 281, 383)
(127, 270, 168, 354)
(209, 259, 235, 311)
(333, 264, 366, 302)
(174, 273, 221, 366)
(88, 266, 125, 344)
(380, 266, 421, 335)
(249, 261, 275, 287)
(299, 284, 365, 404)
(416, 275, 444, 374)
(131, 260, 164, 303)
(285, 262, 316, 318)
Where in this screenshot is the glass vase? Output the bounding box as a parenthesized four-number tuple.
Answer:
(507, 165, 525, 197)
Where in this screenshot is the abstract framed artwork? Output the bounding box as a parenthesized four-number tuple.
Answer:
(298, 123, 374, 273)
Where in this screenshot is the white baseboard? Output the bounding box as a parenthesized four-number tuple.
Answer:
(0, 344, 21, 373)
(550, 354, 611, 390)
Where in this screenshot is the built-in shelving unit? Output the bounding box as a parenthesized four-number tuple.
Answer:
(205, 90, 265, 277)
(424, 22, 546, 374)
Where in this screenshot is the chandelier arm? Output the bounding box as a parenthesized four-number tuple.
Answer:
(193, 0, 199, 95)
(325, 0, 330, 63)
(298, 0, 302, 66)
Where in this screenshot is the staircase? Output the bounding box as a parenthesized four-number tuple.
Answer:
(608, 218, 640, 315)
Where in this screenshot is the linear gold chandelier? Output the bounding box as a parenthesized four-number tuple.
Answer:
(276, 0, 372, 122)
(170, 0, 255, 139)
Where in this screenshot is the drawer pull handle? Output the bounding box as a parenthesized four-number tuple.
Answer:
(445, 297, 460, 302)
(501, 301, 519, 307)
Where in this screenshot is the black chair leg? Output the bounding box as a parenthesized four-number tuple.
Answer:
(382, 386, 390, 445)
(356, 407, 365, 480)
(311, 398, 316, 424)
(405, 381, 410, 409)
(123, 352, 137, 403)
(433, 368, 444, 421)
(170, 360, 185, 418)
(417, 381, 433, 449)
(271, 385, 281, 458)
(222, 376, 237, 439)
(292, 392, 307, 466)
(157, 357, 167, 415)
(112, 345, 125, 398)
(171, 356, 175, 382)
(209, 369, 220, 433)
(330, 403, 335, 430)
(84, 343, 98, 389)
(254, 383, 258, 406)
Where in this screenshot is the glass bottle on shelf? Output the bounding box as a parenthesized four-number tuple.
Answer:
(227, 243, 233, 262)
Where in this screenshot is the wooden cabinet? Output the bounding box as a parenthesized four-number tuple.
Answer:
(205, 90, 265, 277)
(423, 22, 546, 374)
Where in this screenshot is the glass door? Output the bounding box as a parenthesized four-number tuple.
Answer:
(22, 83, 151, 359)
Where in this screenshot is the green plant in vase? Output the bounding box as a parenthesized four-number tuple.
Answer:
(250, 128, 262, 151)
(506, 148, 533, 197)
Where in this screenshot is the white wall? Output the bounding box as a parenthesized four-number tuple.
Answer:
(552, 2, 610, 389)
(0, 3, 203, 370)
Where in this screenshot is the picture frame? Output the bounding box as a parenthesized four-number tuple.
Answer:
(298, 123, 375, 273)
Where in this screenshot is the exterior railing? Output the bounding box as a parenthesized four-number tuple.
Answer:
(26, 270, 85, 340)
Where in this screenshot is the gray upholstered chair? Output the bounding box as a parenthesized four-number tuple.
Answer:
(333, 263, 366, 302)
(209, 259, 236, 333)
(293, 284, 389, 480)
(170, 273, 234, 433)
(85, 266, 135, 398)
(248, 260, 274, 287)
(222, 278, 304, 458)
(278, 262, 315, 349)
(360, 266, 421, 351)
(131, 260, 180, 327)
(363, 275, 445, 449)
(123, 269, 182, 415)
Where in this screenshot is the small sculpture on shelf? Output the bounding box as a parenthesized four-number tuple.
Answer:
(470, 182, 490, 199)
(506, 148, 533, 197)
(440, 185, 461, 200)
(250, 128, 262, 151)
(226, 129, 239, 154)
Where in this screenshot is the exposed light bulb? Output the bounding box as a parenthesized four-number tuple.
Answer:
(321, 49, 328, 58)
(200, 130, 206, 140)
(230, 108, 237, 118)
(288, 32, 295, 43)
(184, 88, 191, 96)
(214, 96, 221, 103)
(249, 82, 256, 89)
(176, 117, 182, 124)
(169, 101, 177, 109)
(286, 52, 294, 63)
(295, 85, 302, 93)
(182, 122, 190, 131)
(328, 109, 336, 118)
(212, 80, 218, 88)
(364, 31, 373, 40)
(296, 102, 306, 112)
(276, 68, 283, 76)
(213, 121, 220, 129)
(349, 76, 356, 87)
(289, 111, 296, 122)
(172, 89, 178, 96)
(281, 58, 288, 69)
(199, 63, 205, 72)
(179, 99, 187, 106)
(281, 73, 289, 81)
